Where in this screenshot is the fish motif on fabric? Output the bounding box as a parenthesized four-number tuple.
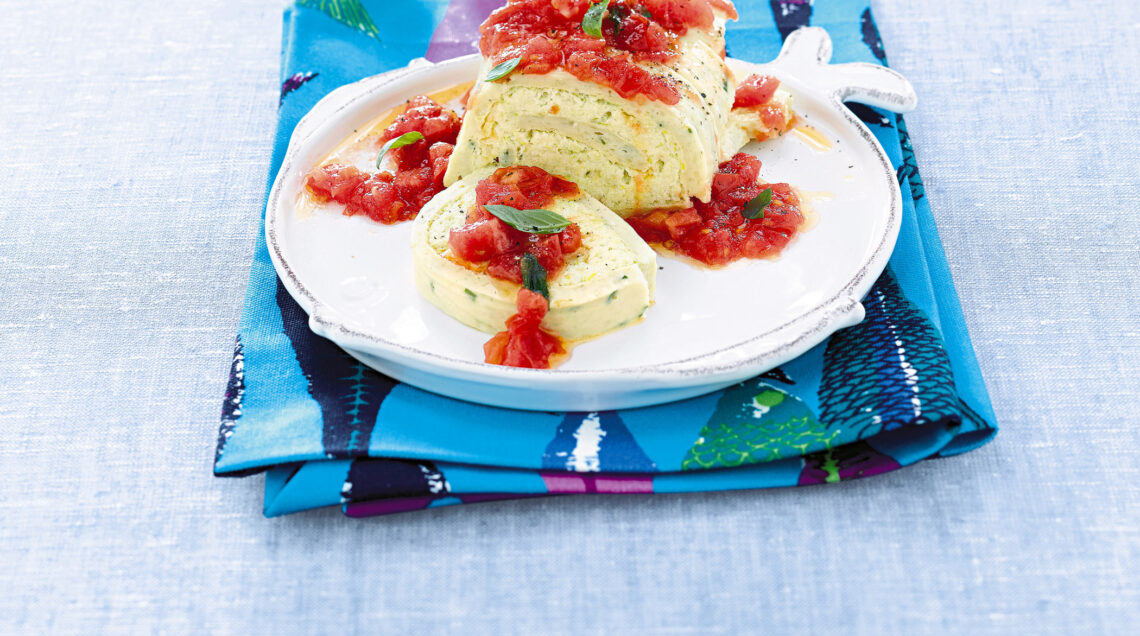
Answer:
(296, 0, 382, 42)
(818, 269, 958, 439)
(681, 381, 837, 470)
(280, 71, 319, 106)
(857, 7, 923, 201)
(798, 440, 902, 485)
(860, 7, 887, 63)
(769, 0, 814, 41)
(845, 102, 893, 128)
(214, 336, 245, 466)
(542, 411, 657, 473)
(275, 279, 396, 458)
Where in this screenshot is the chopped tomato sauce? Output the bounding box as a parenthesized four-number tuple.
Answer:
(479, 0, 736, 104)
(626, 152, 804, 266)
(303, 95, 461, 224)
(448, 166, 583, 283)
(484, 288, 566, 369)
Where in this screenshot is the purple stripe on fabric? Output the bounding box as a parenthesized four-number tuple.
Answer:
(593, 476, 655, 494)
(344, 496, 435, 517)
(541, 473, 656, 494)
(424, 0, 502, 62)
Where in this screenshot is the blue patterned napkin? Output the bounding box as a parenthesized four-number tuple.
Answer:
(214, 0, 997, 517)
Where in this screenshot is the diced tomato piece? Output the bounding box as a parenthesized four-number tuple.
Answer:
(642, 0, 714, 32)
(449, 218, 515, 263)
(721, 151, 762, 181)
(487, 253, 524, 283)
(733, 75, 793, 141)
(625, 209, 672, 244)
(381, 95, 460, 146)
(429, 142, 454, 187)
(605, 10, 674, 63)
(684, 227, 733, 266)
(475, 166, 580, 209)
(394, 165, 431, 200)
(664, 208, 702, 241)
(558, 224, 582, 253)
(758, 104, 788, 130)
(740, 228, 773, 258)
(734, 74, 781, 108)
(354, 178, 403, 224)
(550, 0, 590, 19)
(526, 233, 566, 275)
(512, 287, 548, 323)
(305, 164, 367, 201)
(484, 289, 566, 369)
(482, 331, 511, 365)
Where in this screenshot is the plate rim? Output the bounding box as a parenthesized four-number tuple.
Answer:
(266, 47, 906, 391)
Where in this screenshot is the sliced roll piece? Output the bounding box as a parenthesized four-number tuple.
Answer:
(444, 15, 736, 216)
(723, 88, 795, 154)
(412, 169, 657, 341)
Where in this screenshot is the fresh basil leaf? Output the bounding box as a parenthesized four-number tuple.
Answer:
(742, 188, 773, 220)
(638, 6, 652, 18)
(483, 204, 571, 234)
(582, 0, 610, 38)
(375, 131, 423, 168)
(520, 252, 549, 301)
(485, 56, 521, 82)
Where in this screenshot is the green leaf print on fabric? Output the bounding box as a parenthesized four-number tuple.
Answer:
(681, 380, 839, 471)
(298, 0, 382, 42)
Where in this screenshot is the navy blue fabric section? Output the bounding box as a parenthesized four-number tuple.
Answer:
(275, 278, 396, 458)
(343, 458, 448, 502)
(769, 0, 814, 40)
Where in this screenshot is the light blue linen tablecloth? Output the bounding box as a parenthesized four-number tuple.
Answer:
(1, 0, 1138, 632)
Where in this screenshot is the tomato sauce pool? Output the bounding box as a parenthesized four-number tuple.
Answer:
(626, 153, 805, 266)
(304, 95, 461, 224)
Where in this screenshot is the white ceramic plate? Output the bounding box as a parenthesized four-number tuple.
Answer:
(267, 28, 917, 411)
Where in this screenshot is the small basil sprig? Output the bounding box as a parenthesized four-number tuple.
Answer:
(520, 252, 549, 301)
(582, 0, 610, 38)
(376, 131, 423, 168)
(486, 56, 521, 82)
(484, 204, 571, 234)
(742, 188, 774, 220)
